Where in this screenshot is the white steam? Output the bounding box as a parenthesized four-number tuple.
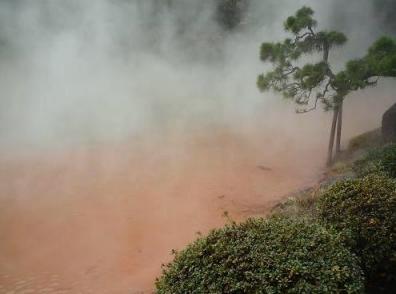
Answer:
(0, 0, 394, 152)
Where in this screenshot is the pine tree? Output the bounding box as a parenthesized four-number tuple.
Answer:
(257, 6, 396, 165)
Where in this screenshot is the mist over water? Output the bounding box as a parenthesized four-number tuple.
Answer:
(0, 0, 395, 292)
(0, 0, 390, 151)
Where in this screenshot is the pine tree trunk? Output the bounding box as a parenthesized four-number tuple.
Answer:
(327, 107, 339, 166)
(335, 101, 343, 155)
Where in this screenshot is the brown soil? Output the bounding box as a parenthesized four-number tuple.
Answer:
(0, 128, 322, 293)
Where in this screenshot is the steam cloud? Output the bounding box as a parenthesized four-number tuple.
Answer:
(0, 0, 393, 153)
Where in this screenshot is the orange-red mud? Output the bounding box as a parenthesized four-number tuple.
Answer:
(0, 129, 323, 293)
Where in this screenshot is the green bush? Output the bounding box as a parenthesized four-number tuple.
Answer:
(271, 188, 319, 220)
(353, 144, 396, 178)
(347, 129, 382, 154)
(318, 174, 396, 285)
(155, 217, 364, 293)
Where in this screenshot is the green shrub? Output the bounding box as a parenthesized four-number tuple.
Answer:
(353, 144, 396, 178)
(155, 217, 364, 293)
(318, 174, 396, 285)
(347, 129, 382, 154)
(271, 188, 319, 220)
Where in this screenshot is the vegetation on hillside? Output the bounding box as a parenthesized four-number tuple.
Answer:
(347, 129, 382, 154)
(156, 217, 364, 293)
(353, 144, 396, 178)
(319, 174, 396, 288)
(155, 132, 396, 293)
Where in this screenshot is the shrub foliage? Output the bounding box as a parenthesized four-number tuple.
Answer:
(318, 174, 396, 282)
(347, 129, 382, 153)
(353, 144, 396, 178)
(156, 217, 364, 293)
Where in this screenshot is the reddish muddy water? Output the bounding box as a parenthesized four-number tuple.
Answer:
(0, 129, 325, 293)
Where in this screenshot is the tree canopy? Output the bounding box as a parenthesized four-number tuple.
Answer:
(257, 6, 396, 165)
(257, 6, 349, 112)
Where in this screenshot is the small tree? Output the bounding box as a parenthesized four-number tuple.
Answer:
(257, 6, 396, 165)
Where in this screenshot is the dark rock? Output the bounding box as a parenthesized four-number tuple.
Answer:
(382, 103, 396, 142)
(257, 165, 272, 171)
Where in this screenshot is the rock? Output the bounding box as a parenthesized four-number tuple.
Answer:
(382, 103, 396, 142)
(257, 165, 272, 171)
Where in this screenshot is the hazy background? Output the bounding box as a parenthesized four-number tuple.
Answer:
(0, 1, 395, 293)
(0, 0, 394, 152)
